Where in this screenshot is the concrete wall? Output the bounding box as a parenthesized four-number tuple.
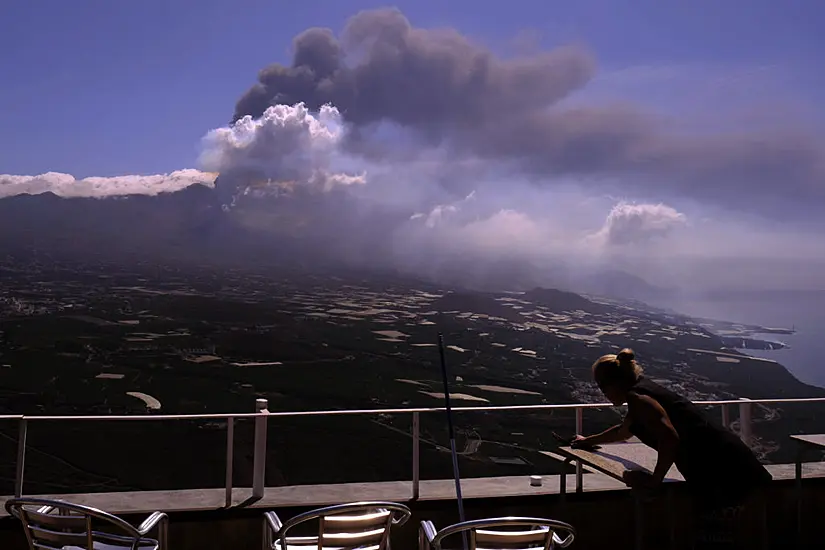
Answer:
(1, 478, 823, 549)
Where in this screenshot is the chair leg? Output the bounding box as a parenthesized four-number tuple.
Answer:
(159, 516, 169, 550)
(263, 519, 271, 550)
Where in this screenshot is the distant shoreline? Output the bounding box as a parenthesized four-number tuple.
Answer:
(658, 292, 824, 389)
(687, 316, 793, 350)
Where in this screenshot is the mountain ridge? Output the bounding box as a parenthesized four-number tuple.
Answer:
(0, 189, 675, 302)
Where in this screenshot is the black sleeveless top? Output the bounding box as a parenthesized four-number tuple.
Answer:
(627, 377, 772, 501)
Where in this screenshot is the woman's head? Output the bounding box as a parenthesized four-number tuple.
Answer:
(592, 348, 643, 405)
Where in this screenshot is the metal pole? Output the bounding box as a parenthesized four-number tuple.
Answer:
(721, 404, 730, 429)
(15, 419, 27, 498)
(412, 412, 420, 499)
(575, 407, 584, 492)
(252, 399, 269, 499)
(225, 417, 235, 508)
(437, 333, 469, 550)
(738, 398, 753, 447)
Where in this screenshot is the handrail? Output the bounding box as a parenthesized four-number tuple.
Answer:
(23, 412, 268, 421)
(9, 396, 825, 422)
(6, 395, 825, 503)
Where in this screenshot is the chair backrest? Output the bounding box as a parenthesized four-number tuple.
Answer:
(428, 517, 576, 550)
(5, 497, 146, 550)
(278, 501, 411, 550)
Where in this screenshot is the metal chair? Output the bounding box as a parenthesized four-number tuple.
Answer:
(5, 497, 168, 550)
(263, 501, 412, 550)
(419, 517, 576, 550)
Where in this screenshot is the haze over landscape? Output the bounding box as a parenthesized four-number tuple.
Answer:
(0, 0, 824, 493)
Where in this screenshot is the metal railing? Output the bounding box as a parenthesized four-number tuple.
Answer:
(6, 395, 825, 505)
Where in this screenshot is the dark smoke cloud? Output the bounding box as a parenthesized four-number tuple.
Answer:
(234, 8, 825, 218)
(234, 8, 594, 130)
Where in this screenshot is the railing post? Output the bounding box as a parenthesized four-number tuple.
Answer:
(721, 404, 730, 429)
(252, 399, 269, 499)
(412, 412, 420, 499)
(15, 419, 27, 498)
(225, 417, 235, 508)
(738, 398, 753, 447)
(575, 407, 583, 492)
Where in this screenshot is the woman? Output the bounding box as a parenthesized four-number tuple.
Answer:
(574, 348, 772, 547)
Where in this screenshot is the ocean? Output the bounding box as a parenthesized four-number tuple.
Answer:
(659, 290, 825, 389)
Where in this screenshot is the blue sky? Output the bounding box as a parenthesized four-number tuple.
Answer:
(0, 0, 821, 178)
(1, 0, 824, 293)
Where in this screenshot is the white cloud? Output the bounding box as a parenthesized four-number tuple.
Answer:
(591, 201, 687, 247)
(199, 103, 365, 202)
(0, 169, 218, 199)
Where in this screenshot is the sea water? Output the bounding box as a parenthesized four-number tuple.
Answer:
(661, 290, 825, 389)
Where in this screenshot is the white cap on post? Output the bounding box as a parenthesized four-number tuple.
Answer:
(252, 398, 269, 499)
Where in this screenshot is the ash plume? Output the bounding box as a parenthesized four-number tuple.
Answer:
(233, 8, 825, 217)
(233, 8, 594, 132)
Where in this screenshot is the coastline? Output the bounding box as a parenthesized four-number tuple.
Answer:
(692, 317, 794, 350)
(657, 293, 825, 389)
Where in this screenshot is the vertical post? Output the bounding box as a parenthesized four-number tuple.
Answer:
(252, 399, 269, 499)
(721, 403, 730, 429)
(796, 440, 804, 545)
(559, 457, 569, 505)
(412, 412, 420, 499)
(15, 419, 27, 498)
(575, 407, 584, 492)
(225, 417, 235, 508)
(738, 398, 753, 447)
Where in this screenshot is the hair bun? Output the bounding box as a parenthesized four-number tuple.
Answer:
(617, 348, 635, 364)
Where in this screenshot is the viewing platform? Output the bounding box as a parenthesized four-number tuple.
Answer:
(3, 397, 825, 549)
(3, 463, 825, 549)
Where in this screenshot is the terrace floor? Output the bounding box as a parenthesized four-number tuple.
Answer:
(2, 461, 825, 549)
(2, 459, 823, 517)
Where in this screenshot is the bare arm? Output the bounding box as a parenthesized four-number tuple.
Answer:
(626, 392, 680, 484)
(578, 414, 633, 446)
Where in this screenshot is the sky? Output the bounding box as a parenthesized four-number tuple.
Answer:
(1, 0, 824, 291)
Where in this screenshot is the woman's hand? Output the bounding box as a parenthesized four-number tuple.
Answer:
(622, 469, 659, 490)
(571, 435, 598, 449)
